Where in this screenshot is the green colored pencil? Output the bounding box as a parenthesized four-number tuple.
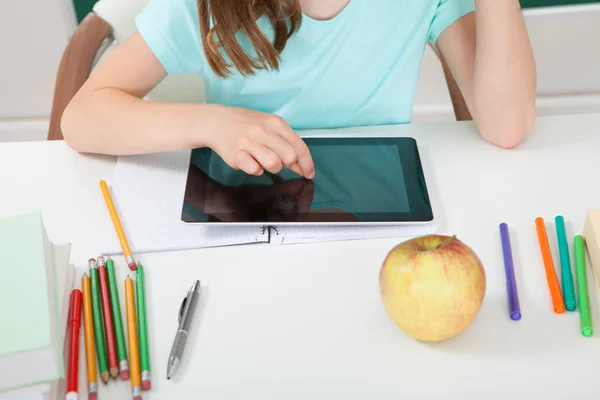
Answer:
(89, 258, 109, 383)
(136, 262, 151, 390)
(574, 236, 593, 337)
(106, 257, 130, 380)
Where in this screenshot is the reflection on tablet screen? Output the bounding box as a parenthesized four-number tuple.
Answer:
(182, 137, 433, 224)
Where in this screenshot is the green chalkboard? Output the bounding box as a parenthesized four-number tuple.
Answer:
(74, 0, 98, 23)
(72, 0, 599, 24)
(521, 0, 599, 7)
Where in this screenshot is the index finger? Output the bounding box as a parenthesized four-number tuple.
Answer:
(270, 117, 315, 178)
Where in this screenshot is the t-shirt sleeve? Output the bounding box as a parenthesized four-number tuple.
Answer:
(135, 0, 206, 74)
(428, 0, 475, 43)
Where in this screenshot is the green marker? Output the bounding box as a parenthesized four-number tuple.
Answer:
(136, 263, 151, 391)
(89, 258, 109, 383)
(575, 236, 593, 337)
(555, 216, 577, 311)
(106, 257, 130, 380)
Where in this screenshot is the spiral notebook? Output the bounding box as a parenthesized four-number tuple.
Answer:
(96, 150, 438, 255)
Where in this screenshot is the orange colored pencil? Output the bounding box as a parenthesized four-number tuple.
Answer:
(125, 276, 142, 400)
(99, 180, 137, 271)
(82, 274, 98, 400)
(535, 217, 566, 314)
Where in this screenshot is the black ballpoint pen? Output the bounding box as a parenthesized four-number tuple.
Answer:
(167, 280, 201, 379)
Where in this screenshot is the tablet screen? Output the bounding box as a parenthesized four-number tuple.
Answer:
(181, 137, 433, 223)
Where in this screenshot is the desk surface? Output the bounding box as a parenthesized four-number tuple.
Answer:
(2, 113, 600, 399)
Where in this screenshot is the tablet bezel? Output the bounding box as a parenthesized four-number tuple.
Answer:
(181, 136, 434, 225)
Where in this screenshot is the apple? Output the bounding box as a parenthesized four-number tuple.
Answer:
(379, 234, 486, 342)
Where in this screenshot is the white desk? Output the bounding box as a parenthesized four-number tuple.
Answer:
(2, 113, 600, 400)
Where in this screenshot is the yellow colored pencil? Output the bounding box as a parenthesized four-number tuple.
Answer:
(82, 274, 99, 400)
(125, 276, 142, 400)
(99, 180, 137, 271)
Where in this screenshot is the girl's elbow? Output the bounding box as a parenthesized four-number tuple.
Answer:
(480, 105, 536, 149)
(60, 100, 87, 153)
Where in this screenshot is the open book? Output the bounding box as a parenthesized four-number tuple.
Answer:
(97, 150, 438, 255)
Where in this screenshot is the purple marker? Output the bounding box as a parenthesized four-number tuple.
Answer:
(500, 223, 521, 320)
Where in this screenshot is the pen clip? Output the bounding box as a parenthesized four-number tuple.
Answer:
(178, 296, 187, 325)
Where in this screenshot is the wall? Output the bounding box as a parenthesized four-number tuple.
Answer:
(0, 0, 76, 141)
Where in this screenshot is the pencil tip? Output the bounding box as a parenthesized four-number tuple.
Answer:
(110, 367, 119, 378)
(100, 372, 109, 384)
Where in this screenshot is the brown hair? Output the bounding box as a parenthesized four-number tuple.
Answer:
(197, 0, 302, 78)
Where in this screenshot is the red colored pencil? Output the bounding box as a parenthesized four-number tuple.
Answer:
(97, 256, 119, 379)
(66, 289, 82, 400)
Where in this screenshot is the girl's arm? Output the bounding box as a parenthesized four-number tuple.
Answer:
(61, 33, 314, 178)
(61, 33, 210, 155)
(435, 0, 537, 149)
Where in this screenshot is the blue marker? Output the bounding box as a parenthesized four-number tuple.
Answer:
(555, 215, 576, 311)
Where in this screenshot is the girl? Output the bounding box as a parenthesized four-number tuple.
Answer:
(61, 0, 536, 179)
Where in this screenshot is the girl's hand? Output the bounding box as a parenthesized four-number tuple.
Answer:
(206, 106, 315, 178)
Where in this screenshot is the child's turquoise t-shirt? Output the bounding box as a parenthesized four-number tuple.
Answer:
(135, 0, 474, 130)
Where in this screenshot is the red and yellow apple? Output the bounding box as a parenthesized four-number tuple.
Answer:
(379, 234, 486, 342)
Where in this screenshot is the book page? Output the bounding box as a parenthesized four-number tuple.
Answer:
(98, 151, 268, 255)
(50, 244, 73, 379)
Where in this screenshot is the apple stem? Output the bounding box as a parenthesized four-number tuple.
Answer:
(437, 235, 457, 249)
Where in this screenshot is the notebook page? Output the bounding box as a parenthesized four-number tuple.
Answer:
(97, 151, 268, 255)
(270, 222, 439, 245)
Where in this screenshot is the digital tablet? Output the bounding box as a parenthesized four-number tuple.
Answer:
(181, 137, 434, 224)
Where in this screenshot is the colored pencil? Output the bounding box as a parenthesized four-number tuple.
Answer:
(106, 257, 129, 380)
(555, 216, 577, 311)
(89, 258, 110, 383)
(136, 263, 151, 391)
(499, 223, 521, 320)
(535, 217, 566, 314)
(125, 276, 142, 400)
(575, 235, 593, 337)
(82, 274, 98, 400)
(66, 289, 82, 400)
(99, 179, 137, 271)
(97, 256, 119, 379)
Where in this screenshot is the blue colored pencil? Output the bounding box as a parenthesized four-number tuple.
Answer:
(555, 216, 576, 311)
(499, 223, 521, 320)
